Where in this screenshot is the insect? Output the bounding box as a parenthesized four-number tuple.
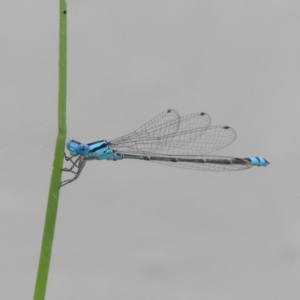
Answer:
(61, 109, 269, 186)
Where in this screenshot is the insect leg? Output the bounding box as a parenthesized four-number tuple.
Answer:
(62, 153, 82, 174)
(60, 157, 86, 187)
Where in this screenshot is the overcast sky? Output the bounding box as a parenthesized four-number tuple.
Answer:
(1, 1, 300, 299)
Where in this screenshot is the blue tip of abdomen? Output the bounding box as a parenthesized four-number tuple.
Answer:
(249, 157, 270, 166)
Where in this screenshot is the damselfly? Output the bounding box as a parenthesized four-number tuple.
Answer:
(61, 109, 269, 186)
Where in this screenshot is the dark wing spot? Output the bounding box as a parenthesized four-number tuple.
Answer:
(223, 126, 230, 129)
(200, 112, 206, 116)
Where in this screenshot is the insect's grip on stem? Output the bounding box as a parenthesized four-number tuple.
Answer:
(60, 154, 86, 187)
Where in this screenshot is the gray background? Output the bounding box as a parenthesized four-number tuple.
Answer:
(1, 1, 299, 299)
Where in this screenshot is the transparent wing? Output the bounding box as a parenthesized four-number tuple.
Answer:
(135, 109, 211, 136)
(152, 125, 236, 155)
(110, 109, 224, 155)
(136, 109, 181, 135)
(118, 151, 252, 171)
(110, 109, 180, 152)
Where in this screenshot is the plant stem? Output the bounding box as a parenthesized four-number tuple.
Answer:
(33, 1, 67, 299)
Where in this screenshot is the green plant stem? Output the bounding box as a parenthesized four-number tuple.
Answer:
(33, 1, 67, 300)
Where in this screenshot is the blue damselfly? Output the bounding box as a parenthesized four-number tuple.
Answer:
(61, 109, 269, 186)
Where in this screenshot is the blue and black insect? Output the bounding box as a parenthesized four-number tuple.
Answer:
(61, 109, 269, 186)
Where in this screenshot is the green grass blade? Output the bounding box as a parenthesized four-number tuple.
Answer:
(33, 1, 67, 300)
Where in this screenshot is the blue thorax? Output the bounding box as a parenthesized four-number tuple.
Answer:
(66, 140, 123, 160)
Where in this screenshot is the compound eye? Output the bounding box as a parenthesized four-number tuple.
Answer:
(66, 140, 77, 151)
(78, 143, 89, 154)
